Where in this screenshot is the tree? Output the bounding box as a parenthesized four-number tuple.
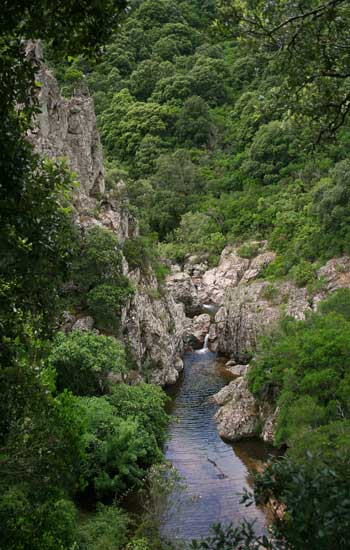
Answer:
(176, 96, 214, 146)
(1, 1, 127, 58)
(49, 331, 126, 396)
(217, 0, 350, 139)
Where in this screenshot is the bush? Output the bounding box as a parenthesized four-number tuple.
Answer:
(86, 282, 133, 331)
(107, 383, 169, 447)
(123, 236, 152, 272)
(318, 287, 350, 320)
(77, 504, 129, 550)
(74, 226, 124, 291)
(0, 486, 77, 550)
(291, 259, 316, 287)
(49, 331, 126, 396)
(254, 456, 350, 550)
(260, 283, 279, 303)
(237, 241, 261, 259)
(80, 385, 168, 496)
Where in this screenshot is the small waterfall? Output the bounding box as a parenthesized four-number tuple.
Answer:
(196, 332, 210, 354)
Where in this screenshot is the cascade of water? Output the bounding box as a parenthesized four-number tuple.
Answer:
(203, 333, 210, 351)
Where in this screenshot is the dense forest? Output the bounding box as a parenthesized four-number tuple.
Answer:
(1, 0, 350, 549)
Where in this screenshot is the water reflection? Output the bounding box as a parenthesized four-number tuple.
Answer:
(163, 350, 274, 541)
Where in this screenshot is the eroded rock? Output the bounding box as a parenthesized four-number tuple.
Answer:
(213, 375, 276, 443)
(30, 45, 187, 386)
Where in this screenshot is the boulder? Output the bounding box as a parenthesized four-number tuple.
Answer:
(213, 375, 277, 443)
(166, 271, 200, 315)
(214, 377, 260, 440)
(72, 316, 94, 332)
(225, 364, 250, 378)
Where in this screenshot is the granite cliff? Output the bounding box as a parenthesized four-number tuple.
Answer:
(28, 42, 186, 386)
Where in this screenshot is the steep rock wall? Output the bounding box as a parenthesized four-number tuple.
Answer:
(167, 241, 350, 442)
(29, 43, 186, 385)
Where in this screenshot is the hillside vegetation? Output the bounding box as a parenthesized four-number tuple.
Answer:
(55, 0, 350, 284)
(2, 0, 350, 549)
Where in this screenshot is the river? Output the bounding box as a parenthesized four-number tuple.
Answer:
(162, 347, 274, 542)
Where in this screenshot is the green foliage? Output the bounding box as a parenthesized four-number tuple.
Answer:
(80, 385, 168, 496)
(290, 260, 316, 288)
(86, 282, 133, 331)
(49, 331, 126, 396)
(237, 242, 260, 259)
(72, 225, 134, 330)
(161, 212, 225, 265)
(0, 486, 77, 550)
(218, 0, 350, 140)
(318, 288, 350, 321)
(260, 283, 279, 304)
(249, 290, 350, 450)
(108, 383, 170, 448)
(122, 235, 170, 283)
(73, 225, 123, 291)
(77, 504, 129, 550)
(254, 455, 350, 550)
(189, 521, 273, 550)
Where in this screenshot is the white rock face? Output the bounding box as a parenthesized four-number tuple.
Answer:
(213, 375, 276, 443)
(30, 45, 186, 386)
(190, 313, 211, 344)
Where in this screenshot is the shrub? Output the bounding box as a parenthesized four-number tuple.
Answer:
(49, 331, 126, 396)
(291, 259, 316, 287)
(73, 225, 123, 291)
(237, 241, 260, 259)
(86, 282, 133, 331)
(80, 397, 148, 495)
(123, 236, 154, 272)
(0, 486, 77, 550)
(260, 283, 279, 303)
(77, 504, 129, 550)
(107, 383, 169, 447)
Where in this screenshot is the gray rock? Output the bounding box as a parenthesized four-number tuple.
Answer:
(215, 281, 310, 361)
(72, 316, 94, 332)
(190, 313, 211, 343)
(213, 375, 276, 443)
(30, 47, 187, 387)
(214, 377, 260, 440)
(166, 271, 200, 315)
(225, 364, 250, 378)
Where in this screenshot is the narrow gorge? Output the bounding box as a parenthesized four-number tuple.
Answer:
(3, 2, 350, 548)
(28, 41, 350, 541)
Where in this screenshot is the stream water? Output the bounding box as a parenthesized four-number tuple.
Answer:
(162, 348, 274, 542)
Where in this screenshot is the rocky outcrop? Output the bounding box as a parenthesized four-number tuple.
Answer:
(27, 42, 104, 211)
(166, 242, 276, 314)
(212, 255, 350, 443)
(213, 370, 277, 444)
(166, 268, 200, 316)
(168, 236, 350, 443)
(215, 281, 310, 361)
(29, 43, 186, 386)
(189, 314, 211, 345)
